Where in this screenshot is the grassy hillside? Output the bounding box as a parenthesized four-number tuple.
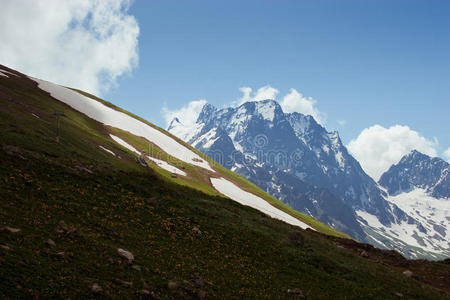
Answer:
(0, 66, 449, 299)
(71, 87, 349, 238)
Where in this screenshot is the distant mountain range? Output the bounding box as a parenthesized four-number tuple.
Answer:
(168, 100, 450, 259)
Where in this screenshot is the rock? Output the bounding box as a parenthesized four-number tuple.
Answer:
(66, 229, 79, 237)
(91, 283, 103, 294)
(287, 288, 305, 298)
(403, 270, 413, 277)
(118, 248, 134, 262)
(58, 220, 68, 232)
(153, 268, 160, 274)
(140, 289, 151, 295)
(115, 278, 133, 287)
(46, 239, 56, 247)
(131, 265, 142, 271)
(56, 251, 66, 258)
(192, 227, 202, 235)
(2, 226, 21, 233)
(193, 277, 204, 288)
(0, 244, 10, 250)
(360, 250, 369, 258)
(395, 292, 404, 298)
(167, 281, 179, 290)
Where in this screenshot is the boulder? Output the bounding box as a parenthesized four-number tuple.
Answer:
(403, 270, 413, 277)
(91, 283, 103, 294)
(117, 248, 134, 262)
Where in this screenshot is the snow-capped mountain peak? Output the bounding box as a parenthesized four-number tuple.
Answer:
(379, 150, 449, 198)
(168, 100, 450, 259)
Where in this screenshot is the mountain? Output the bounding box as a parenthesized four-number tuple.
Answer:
(168, 100, 449, 259)
(1, 65, 450, 298)
(376, 151, 450, 258)
(380, 150, 449, 199)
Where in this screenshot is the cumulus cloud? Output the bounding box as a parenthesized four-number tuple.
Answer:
(162, 99, 207, 127)
(235, 86, 325, 124)
(443, 147, 450, 163)
(236, 85, 280, 105)
(347, 125, 438, 180)
(0, 0, 139, 95)
(279, 88, 326, 125)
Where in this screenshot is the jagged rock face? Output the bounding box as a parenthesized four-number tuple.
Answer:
(168, 100, 448, 259)
(379, 150, 449, 199)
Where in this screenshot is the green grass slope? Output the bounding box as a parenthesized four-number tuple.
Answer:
(70, 88, 348, 238)
(0, 66, 449, 299)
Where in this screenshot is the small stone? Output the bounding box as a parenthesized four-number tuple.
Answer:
(153, 268, 160, 274)
(192, 227, 202, 234)
(0, 244, 10, 250)
(66, 229, 79, 237)
(131, 265, 142, 271)
(46, 239, 56, 247)
(395, 292, 404, 298)
(403, 270, 413, 277)
(360, 250, 369, 258)
(140, 289, 150, 295)
(3, 226, 21, 233)
(56, 251, 66, 258)
(115, 279, 133, 287)
(287, 288, 305, 298)
(117, 248, 134, 263)
(193, 277, 204, 288)
(167, 281, 179, 290)
(91, 283, 103, 294)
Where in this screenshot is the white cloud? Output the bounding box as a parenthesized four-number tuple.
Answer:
(337, 120, 346, 126)
(0, 0, 139, 95)
(236, 85, 280, 105)
(162, 99, 207, 127)
(235, 86, 326, 124)
(347, 125, 438, 180)
(279, 88, 326, 125)
(443, 147, 450, 163)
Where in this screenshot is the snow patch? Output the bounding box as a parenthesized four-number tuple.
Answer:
(110, 135, 140, 155)
(147, 156, 187, 176)
(34, 78, 215, 172)
(255, 101, 276, 122)
(99, 145, 116, 156)
(210, 177, 312, 230)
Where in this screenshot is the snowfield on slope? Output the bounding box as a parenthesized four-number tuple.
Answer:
(110, 135, 187, 176)
(356, 190, 450, 255)
(34, 78, 215, 172)
(147, 156, 187, 176)
(211, 177, 312, 229)
(110, 134, 140, 155)
(99, 145, 116, 157)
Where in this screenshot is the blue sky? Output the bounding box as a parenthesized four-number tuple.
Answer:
(1, 0, 448, 178)
(108, 0, 448, 145)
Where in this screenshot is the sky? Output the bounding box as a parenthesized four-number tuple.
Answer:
(0, 0, 449, 180)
